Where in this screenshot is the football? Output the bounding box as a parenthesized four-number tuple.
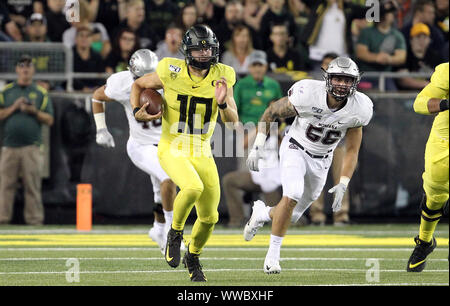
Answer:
(139, 88, 163, 115)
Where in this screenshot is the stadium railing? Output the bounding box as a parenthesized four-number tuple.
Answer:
(0, 42, 433, 93)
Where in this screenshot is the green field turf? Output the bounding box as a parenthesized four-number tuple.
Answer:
(0, 224, 448, 286)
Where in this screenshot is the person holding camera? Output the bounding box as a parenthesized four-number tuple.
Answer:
(0, 55, 54, 225)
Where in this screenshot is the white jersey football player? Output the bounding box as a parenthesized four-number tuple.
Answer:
(91, 49, 180, 254)
(245, 57, 373, 274)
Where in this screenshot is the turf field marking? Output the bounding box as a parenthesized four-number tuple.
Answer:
(0, 268, 448, 275)
(0, 229, 448, 236)
(0, 257, 448, 262)
(0, 247, 448, 252)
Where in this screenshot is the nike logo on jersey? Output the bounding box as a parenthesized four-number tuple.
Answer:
(192, 85, 200, 89)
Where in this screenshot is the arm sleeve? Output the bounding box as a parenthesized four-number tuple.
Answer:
(413, 63, 449, 115)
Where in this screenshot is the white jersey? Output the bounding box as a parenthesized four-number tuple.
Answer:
(104, 70, 162, 145)
(287, 79, 373, 155)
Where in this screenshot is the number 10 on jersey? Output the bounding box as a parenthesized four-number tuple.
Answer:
(177, 94, 213, 135)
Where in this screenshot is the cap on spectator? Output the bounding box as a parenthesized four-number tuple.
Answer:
(410, 23, 430, 37)
(248, 50, 267, 65)
(16, 54, 33, 66)
(27, 13, 47, 26)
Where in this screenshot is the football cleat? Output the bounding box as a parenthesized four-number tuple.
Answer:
(183, 247, 207, 282)
(407, 235, 437, 272)
(148, 227, 165, 255)
(243, 200, 267, 241)
(165, 228, 184, 268)
(264, 257, 281, 274)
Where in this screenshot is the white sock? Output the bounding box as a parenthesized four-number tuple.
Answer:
(153, 220, 165, 233)
(267, 234, 283, 261)
(163, 209, 173, 225)
(259, 206, 272, 222)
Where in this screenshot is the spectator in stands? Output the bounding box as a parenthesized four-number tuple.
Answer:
(435, 0, 449, 37)
(233, 50, 283, 125)
(23, 13, 51, 90)
(24, 13, 49, 42)
(223, 50, 283, 227)
(243, 0, 269, 32)
(300, 0, 369, 70)
(194, 0, 225, 28)
(87, 0, 127, 39)
(72, 26, 105, 92)
(0, 2, 23, 41)
(214, 0, 261, 54)
(434, 0, 449, 60)
(114, 0, 159, 51)
(5, 0, 44, 28)
(401, 0, 446, 55)
(258, 0, 297, 51)
(221, 25, 258, 75)
(45, 0, 70, 42)
(309, 52, 351, 226)
(174, 2, 197, 33)
(396, 23, 445, 90)
(0, 54, 54, 226)
(62, 0, 111, 59)
(144, 0, 180, 41)
(266, 22, 307, 73)
(105, 28, 140, 74)
(155, 23, 184, 60)
(356, 0, 407, 89)
(395, 0, 416, 28)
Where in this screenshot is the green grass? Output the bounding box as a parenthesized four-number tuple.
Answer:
(0, 224, 448, 286)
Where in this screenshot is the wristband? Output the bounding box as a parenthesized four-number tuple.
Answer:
(440, 99, 449, 112)
(339, 176, 350, 187)
(218, 103, 227, 110)
(94, 112, 107, 131)
(253, 132, 267, 148)
(133, 107, 140, 116)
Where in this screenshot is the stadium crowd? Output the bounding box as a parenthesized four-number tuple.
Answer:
(0, 0, 448, 91)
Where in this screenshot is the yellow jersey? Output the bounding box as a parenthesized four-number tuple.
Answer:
(414, 62, 449, 139)
(156, 57, 236, 154)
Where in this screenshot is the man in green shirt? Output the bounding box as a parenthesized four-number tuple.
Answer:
(223, 50, 283, 227)
(0, 55, 54, 225)
(234, 51, 283, 124)
(356, 0, 407, 89)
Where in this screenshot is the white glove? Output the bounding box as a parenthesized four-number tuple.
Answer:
(246, 132, 267, 172)
(328, 182, 347, 212)
(246, 147, 264, 171)
(96, 128, 115, 148)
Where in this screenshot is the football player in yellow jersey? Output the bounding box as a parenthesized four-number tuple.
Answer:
(407, 62, 449, 272)
(130, 25, 239, 281)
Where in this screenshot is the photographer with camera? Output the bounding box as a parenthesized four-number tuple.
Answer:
(0, 55, 54, 225)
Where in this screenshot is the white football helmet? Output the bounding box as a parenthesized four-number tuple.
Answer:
(129, 49, 159, 78)
(323, 57, 361, 101)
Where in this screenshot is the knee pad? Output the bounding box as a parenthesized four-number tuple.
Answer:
(198, 211, 219, 225)
(182, 186, 204, 203)
(420, 194, 444, 221)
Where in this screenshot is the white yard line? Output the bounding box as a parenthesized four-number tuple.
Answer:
(0, 229, 448, 235)
(0, 247, 448, 252)
(0, 268, 448, 275)
(0, 257, 448, 262)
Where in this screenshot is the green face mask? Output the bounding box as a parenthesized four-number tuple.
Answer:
(91, 41, 103, 53)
